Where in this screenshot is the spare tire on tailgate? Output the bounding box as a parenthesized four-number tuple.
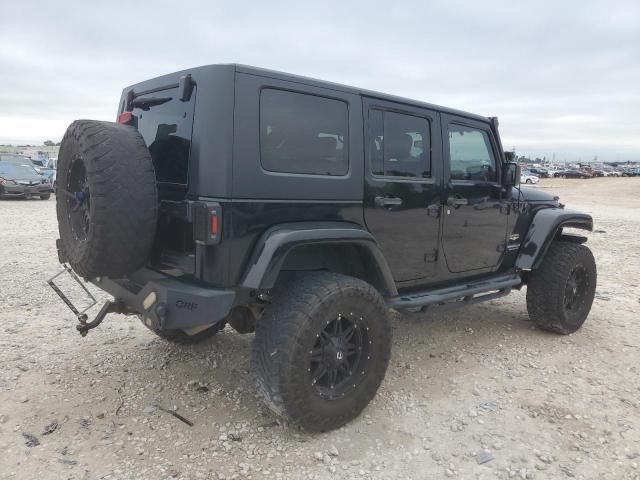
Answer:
(56, 120, 158, 278)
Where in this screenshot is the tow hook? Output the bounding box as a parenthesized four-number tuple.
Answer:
(76, 300, 126, 337)
(47, 265, 127, 337)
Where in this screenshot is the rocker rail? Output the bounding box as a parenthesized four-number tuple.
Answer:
(386, 273, 522, 312)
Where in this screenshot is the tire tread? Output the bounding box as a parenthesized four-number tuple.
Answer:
(526, 242, 596, 334)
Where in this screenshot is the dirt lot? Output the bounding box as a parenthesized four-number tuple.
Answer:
(1, 178, 639, 480)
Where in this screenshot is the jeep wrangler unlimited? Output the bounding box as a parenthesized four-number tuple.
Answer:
(51, 64, 596, 432)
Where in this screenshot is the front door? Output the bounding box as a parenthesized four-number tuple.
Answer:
(363, 98, 442, 283)
(441, 115, 510, 273)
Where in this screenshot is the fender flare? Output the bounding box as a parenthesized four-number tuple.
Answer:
(240, 222, 398, 296)
(516, 208, 593, 271)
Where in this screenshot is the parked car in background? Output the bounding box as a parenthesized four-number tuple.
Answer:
(46, 159, 58, 188)
(35, 163, 56, 184)
(528, 167, 550, 178)
(1, 153, 57, 186)
(0, 153, 33, 165)
(520, 171, 540, 184)
(0, 163, 53, 199)
(555, 169, 592, 179)
(593, 169, 618, 177)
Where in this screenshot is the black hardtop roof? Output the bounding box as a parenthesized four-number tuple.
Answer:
(123, 64, 491, 124)
(232, 64, 490, 123)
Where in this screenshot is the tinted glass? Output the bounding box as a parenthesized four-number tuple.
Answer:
(448, 125, 496, 181)
(369, 109, 430, 178)
(0, 163, 37, 176)
(134, 89, 196, 185)
(260, 89, 349, 176)
(0, 154, 31, 164)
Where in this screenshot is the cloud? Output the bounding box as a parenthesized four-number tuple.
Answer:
(0, 0, 638, 161)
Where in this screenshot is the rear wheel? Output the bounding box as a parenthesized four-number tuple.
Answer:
(252, 272, 392, 432)
(40, 194, 51, 200)
(526, 242, 596, 334)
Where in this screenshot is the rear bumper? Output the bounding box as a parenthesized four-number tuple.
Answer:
(91, 269, 235, 331)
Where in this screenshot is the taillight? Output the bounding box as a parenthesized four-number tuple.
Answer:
(210, 214, 219, 236)
(192, 202, 221, 245)
(118, 112, 134, 125)
(0, 177, 15, 185)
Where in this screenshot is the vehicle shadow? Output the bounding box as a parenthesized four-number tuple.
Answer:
(118, 295, 556, 427)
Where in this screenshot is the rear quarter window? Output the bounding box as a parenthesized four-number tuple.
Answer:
(133, 90, 196, 186)
(259, 89, 349, 176)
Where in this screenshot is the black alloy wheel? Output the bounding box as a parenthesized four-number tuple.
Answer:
(67, 157, 91, 242)
(564, 266, 589, 312)
(310, 312, 370, 400)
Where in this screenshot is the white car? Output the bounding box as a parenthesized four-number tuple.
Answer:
(521, 171, 540, 184)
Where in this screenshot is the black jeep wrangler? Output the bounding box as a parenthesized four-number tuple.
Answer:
(53, 64, 596, 432)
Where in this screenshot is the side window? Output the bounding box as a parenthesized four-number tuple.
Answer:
(260, 89, 349, 176)
(448, 125, 497, 181)
(369, 109, 430, 178)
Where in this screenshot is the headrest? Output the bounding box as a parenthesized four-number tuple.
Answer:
(316, 136, 338, 158)
(386, 133, 413, 160)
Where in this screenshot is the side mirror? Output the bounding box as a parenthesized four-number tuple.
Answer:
(503, 162, 520, 187)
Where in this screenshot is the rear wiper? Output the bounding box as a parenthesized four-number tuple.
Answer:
(130, 96, 172, 111)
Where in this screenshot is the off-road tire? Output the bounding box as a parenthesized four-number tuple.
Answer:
(154, 322, 226, 344)
(526, 241, 596, 334)
(252, 272, 392, 432)
(56, 120, 157, 278)
(40, 194, 51, 200)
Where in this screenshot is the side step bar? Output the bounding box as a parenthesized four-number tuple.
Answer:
(386, 274, 522, 313)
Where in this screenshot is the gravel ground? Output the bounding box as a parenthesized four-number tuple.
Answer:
(1, 178, 639, 480)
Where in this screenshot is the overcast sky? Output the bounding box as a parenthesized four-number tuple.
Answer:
(1, 0, 638, 162)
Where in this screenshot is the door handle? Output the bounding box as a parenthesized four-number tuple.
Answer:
(447, 196, 468, 207)
(374, 196, 403, 208)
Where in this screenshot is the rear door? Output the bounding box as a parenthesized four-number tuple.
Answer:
(441, 114, 510, 273)
(363, 98, 442, 284)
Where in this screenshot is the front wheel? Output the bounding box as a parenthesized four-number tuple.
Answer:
(526, 242, 596, 334)
(526, 179, 533, 184)
(252, 272, 392, 432)
(40, 193, 51, 200)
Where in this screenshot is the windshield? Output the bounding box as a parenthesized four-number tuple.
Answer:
(0, 154, 32, 164)
(0, 163, 39, 176)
